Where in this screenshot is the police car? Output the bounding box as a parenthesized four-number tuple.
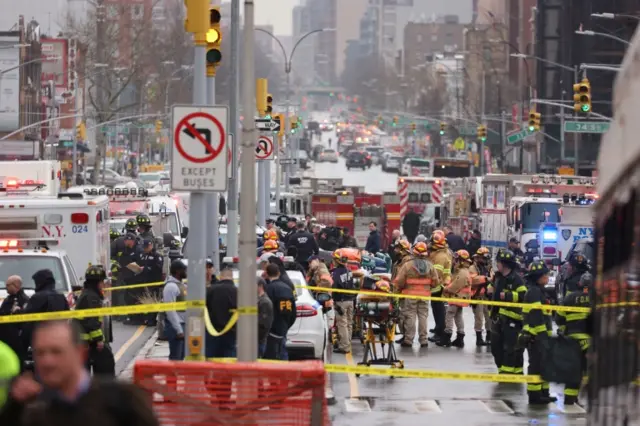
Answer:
(222, 256, 329, 360)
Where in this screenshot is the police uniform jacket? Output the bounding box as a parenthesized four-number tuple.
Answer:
(136, 251, 164, 285)
(330, 266, 356, 302)
(287, 230, 319, 263)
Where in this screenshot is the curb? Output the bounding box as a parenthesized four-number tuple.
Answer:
(118, 330, 158, 380)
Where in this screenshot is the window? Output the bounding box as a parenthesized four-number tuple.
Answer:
(131, 4, 144, 20)
(106, 4, 119, 19)
(519, 202, 560, 232)
(62, 255, 79, 288)
(0, 256, 67, 292)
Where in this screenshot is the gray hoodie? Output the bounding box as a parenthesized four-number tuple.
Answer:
(162, 276, 186, 334)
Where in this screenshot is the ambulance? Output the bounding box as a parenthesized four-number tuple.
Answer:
(0, 160, 63, 196)
(397, 176, 446, 223)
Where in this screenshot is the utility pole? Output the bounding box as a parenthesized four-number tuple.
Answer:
(226, 0, 240, 257)
(206, 64, 220, 271)
(93, 0, 106, 184)
(518, 0, 525, 173)
(238, 0, 258, 362)
(283, 70, 291, 193)
(480, 69, 486, 175)
(500, 109, 506, 172)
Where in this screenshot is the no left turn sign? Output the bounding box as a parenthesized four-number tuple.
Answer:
(255, 135, 274, 160)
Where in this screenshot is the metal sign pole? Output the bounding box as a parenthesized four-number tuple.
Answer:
(264, 159, 271, 218)
(257, 158, 266, 225)
(207, 72, 220, 272)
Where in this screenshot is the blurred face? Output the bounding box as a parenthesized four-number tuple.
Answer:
(392, 230, 401, 240)
(33, 324, 85, 389)
(125, 239, 135, 248)
(6, 278, 21, 295)
(206, 265, 214, 282)
(144, 244, 153, 253)
(369, 223, 375, 232)
(538, 273, 549, 286)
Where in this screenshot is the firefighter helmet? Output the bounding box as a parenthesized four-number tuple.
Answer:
(125, 218, 138, 232)
(526, 260, 549, 278)
(496, 249, 518, 267)
(332, 248, 349, 266)
(85, 264, 107, 281)
(473, 246, 491, 259)
(136, 213, 151, 226)
(109, 228, 120, 241)
(429, 230, 448, 249)
(395, 239, 412, 255)
(263, 240, 279, 252)
(454, 249, 472, 264)
(263, 229, 279, 241)
(412, 241, 429, 257)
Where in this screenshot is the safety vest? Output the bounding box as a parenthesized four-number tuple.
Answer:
(402, 262, 435, 297)
(0, 341, 20, 409)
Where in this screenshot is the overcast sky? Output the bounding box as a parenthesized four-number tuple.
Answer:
(254, 0, 297, 35)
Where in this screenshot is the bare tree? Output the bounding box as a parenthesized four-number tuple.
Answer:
(63, 0, 165, 180)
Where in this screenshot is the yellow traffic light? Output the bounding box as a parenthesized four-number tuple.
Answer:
(206, 7, 222, 71)
(290, 115, 298, 134)
(439, 122, 446, 135)
(477, 125, 487, 142)
(266, 93, 273, 115)
(573, 78, 591, 113)
(256, 78, 268, 116)
(392, 116, 398, 127)
(155, 120, 162, 134)
(76, 121, 85, 141)
(184, 0, 209, 34)
(377, 115, 383, 125)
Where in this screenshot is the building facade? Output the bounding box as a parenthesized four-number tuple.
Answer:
(403, 17, 465, 76)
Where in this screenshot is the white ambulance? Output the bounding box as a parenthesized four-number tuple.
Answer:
(0, 183, 111, 275)
(0, 160, 62, 196)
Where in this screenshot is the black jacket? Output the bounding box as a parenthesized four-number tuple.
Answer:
(0, 289, 30, 367)
(330, 266, 356, 302)
(402, 211, 421, 239)
(446, 232, 466, 252)
(21, 278, 70, 350)
(206, 279, 237, 337)
(257, 293, 273, 346)
(135, 251, 164, 285)
(265, 278, 297, 338)
(75, 287, 110, 344)
(0, 378, 159, 426)
(466, 237, 481, 257)
(365, 230, 381, 254)
(286, 230, 319, 263)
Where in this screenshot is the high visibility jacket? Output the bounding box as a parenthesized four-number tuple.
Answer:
(557, 287, 591, 350)
(0, 341, 19, 409)
(522, 283, 553, 337)
(469, 262, 492, 298)
(429, 249, 452, 294)
(391, 254, 412, 280)
(444, 265, 472, 307)
(394, 257, 439, 297)
(496, 270, 527, 321)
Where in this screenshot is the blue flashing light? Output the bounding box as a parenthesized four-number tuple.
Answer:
(542, 230, 557, 242)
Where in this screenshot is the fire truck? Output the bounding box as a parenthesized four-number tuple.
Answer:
(441, 178, 480, 242)
(310, 190, 401, 249)
(397, 176, 445, 221)
(480, 174, 596, 255)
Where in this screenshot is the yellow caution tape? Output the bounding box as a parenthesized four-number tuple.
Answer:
(236, 306, 258, 315)
(204, 310, 238, 337)
(105, 281, 165, 292)
(301, 285, 591, 313)
(0, 300, 205, 324)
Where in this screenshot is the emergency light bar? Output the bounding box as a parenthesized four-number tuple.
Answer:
(84, 188, 149, 197)
(222, 256, 240, 264)
(0, 237, 59, 249)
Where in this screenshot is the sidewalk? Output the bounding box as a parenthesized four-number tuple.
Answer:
(119, 332, 165, 380)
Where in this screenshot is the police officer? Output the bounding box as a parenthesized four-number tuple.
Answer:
(76, 265, 115, 377)
(427, 230, 452, 343)
(518, 260, 556, 404)
(331, 249, 356, 354)
(469, 247, 493, 346)
(490, 249, 527, 374)
(560, 253, 590, 298)
(557, 272, 592, 405)
(394, 241, 439, 348)
(136, 213, 155, 248)
(136, 239, 164, 325)
(287, 221, 319, 270)
(437, 249, 473, 348)
(112, 233, 142, 314)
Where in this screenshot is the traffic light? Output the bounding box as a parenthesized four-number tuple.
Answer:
(439, 122, 446, 135)
(266, 93, 273, 115)
(290, 115, 298, 134)
(573, 78, 591, 113)
(205, 7, 222, 71)
(377, 115, 383, 125)
(256, 78, 268, 116)
(76, 121, 86, 141)
(155, 120, 162, 134)
(392, 116, 398, 127)
(528, 110, 541, 131)
(477, 125, 487, 142)
(411, 123, 416, 132)
(184, 0, 209, 34)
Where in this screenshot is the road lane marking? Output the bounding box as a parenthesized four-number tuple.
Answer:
(344, 399, 371, 413)
(345, 352, 360, 399)
(414, 400, 442, 413)
(482, 400, 514, 414)
(114, 325, 146, 362)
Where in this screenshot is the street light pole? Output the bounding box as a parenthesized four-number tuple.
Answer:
(575, 29, 631, 46)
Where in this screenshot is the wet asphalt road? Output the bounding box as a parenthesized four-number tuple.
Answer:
(311, 129, 587, 424)
(112, 322, 155, 376)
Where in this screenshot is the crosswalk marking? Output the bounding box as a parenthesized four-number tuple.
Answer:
(482, 400, 515, 414)
(344, 399, 371, 413)
(414, 400, 441, 413)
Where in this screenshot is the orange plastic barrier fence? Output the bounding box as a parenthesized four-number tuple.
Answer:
(133, 360, 330, 426)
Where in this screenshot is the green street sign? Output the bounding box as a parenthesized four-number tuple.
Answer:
(507, 128, 534, 145)
(459, 127, 477, 136)
(564, 121, 610, 134)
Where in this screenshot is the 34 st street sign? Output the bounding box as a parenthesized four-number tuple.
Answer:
(507, 128, 534, 145)
(563, 121, 610, 134)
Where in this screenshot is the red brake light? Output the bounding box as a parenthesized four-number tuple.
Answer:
(296, 304, 318, 317)
(6, 179, 18, 188)
(71, 213, 89, 224)
(543, 247, 556, 255)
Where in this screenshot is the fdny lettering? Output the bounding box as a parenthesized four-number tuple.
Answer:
(42, 225, 64, 238)
(279, 300, 293, 311)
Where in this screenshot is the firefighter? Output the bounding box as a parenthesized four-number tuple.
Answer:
(307, 255, 333, 290)
(427, 230, 452, 343)
(124, 217, 138, 234)
(136, 239, 164, 326)
(437, 249, 472, 348)
(518, 260, 557, 404)
(556, 272, 592, 405)
(76, 265, 115, 377)
(136, 213, 155, 248)
(391, 239, 412, 343)
(261, 239, 280, 255)
(560, 253, 590, 298)
(469, 247, 493, 346)
(491, 249, 527, 374)
(109, 228, 120, 242)
(330, 249, 356, 354)
(394, 241, 439, 348)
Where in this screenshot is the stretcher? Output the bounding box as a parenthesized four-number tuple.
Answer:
(354, 276, 404, 376)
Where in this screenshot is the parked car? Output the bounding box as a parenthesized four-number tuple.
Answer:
(365, 146, 384, 164)
(318, 149, 339, 163)
(84, 167, 131, 187)
(346, 150, 370, 170)
(311, 145, 324, 161)
(137, 172, 164, 188)
(383, 155, 402, 173)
